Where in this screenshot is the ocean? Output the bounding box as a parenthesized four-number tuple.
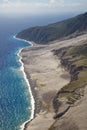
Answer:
(0, 31, 33, 130)
(0, 13, 76, 130)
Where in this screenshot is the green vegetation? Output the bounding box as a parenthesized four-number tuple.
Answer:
(58, 44, 87, 104)
(17, 12, 87, 44)
(49, 126, 56, 130)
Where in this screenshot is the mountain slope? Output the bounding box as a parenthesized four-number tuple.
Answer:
(17, 12, 87, 44)
(49, 43, 87, 130)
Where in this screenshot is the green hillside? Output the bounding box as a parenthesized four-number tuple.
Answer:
(17, 12, 87, 44)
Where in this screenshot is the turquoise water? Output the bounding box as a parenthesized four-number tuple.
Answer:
(0, 35, 32, 130)
(0, 13, 73, 130)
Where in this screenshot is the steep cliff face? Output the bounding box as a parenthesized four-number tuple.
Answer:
(17, 12, 87, 44)
(50, 44, 87, 130)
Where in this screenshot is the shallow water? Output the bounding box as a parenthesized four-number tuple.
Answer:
(0, 13, 74, 130)
(0, 34, 32, 130)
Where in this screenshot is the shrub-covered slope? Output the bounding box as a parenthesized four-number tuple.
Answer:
(17, 12, 87, 44)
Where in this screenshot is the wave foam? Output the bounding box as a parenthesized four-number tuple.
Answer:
(15, 36, 35, 130)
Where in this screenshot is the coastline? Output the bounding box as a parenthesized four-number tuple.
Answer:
(19, 40, 70, 130)
(15, 37, 35, 130)
(15, 34, 87, 130)
(14, 31, 87, 130)
(13, 35, 33, 46)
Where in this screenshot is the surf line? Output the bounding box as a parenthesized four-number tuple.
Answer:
(15, 36, 35, 130)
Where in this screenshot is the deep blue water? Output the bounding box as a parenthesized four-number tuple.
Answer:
(0, 12, 79, 130)
(0, 33, 32, 130)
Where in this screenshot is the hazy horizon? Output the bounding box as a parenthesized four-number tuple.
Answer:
(0, 0, 87, 35)
(0, 1, 87, 130)
(0, 0, 87, 16)
(0, 12, 81, 35)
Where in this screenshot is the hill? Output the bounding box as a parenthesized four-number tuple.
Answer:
(49, 42, 87, 130)
(17, 12, 87, 44)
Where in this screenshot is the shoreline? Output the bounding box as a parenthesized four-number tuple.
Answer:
(15, 34, 87, 130)
(19, 41, 70, 130)
(13, 35, 33, 46)
(15, 36, 35, 130)
(17, 49, 35, 130)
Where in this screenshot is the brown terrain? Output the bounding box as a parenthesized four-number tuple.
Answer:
(20, 34, 87, 130)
